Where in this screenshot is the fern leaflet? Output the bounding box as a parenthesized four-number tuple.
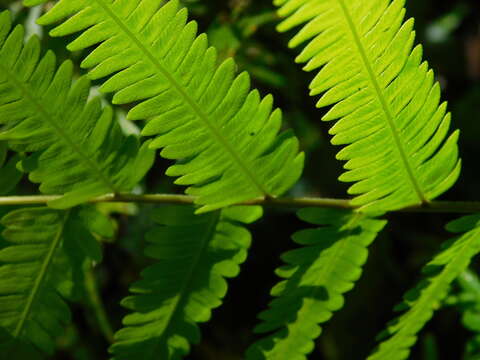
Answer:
(110, 205, 262, 359)
(0, 204, 110, 355)
(368, 214, 480, 360)
(0, 208, 70, 354)
(22, 0, 305, 212)
(275, 0, 460, 214)
(0, 12, 154, 209)
(246, 208, 386, 360)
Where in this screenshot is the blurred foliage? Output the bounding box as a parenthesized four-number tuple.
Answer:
(446, 270, 480, 359)
(0, 0, 479, 359)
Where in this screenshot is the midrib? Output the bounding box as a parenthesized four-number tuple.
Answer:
(14, 211, 69, 338)
(335, 0, 427, 204)
(93, 0, 268, 197)
(1, 63, 117, 193)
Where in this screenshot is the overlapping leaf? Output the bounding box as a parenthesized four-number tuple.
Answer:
(0, 12, 154, 208)
(110, 205, 262, 359)
(22, 0, 304, 212)
(246, 208, 386, 360)
(368, 214, 480, 360)
(0, 205, 109, 355)
(0, 208, 73, 354)
(275, 0, 460, 214)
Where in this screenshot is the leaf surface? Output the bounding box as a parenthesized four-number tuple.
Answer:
(0, 12, 154, 208)
(247, 208, 386, 360)
(22, 0, 304, 212)
(369, 214, 480, 360)
(110, 205, 262, 359)
(275, 0, 460, 214)
(0, 208, 71, 354)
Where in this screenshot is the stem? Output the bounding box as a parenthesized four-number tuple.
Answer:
(84, 262, 115, 344)
(0, 193, 479, 214)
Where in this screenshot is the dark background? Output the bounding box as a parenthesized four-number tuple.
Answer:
(1, 0, 480, 359)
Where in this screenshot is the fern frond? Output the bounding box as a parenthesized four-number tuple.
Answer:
(24, 0, 304, 212)
(0, 205, 107, 354)
(368, 214, 480, 360)
(0, 12, 155, 209)
(110, 205, 262, 359)
(246, 208, 386, 360)
(275, 0, 460, 214)
(0, 208, 73, 354)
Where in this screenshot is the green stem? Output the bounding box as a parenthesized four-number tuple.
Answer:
(84, 262, 115, 344)
(0, 193, 479, 214)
